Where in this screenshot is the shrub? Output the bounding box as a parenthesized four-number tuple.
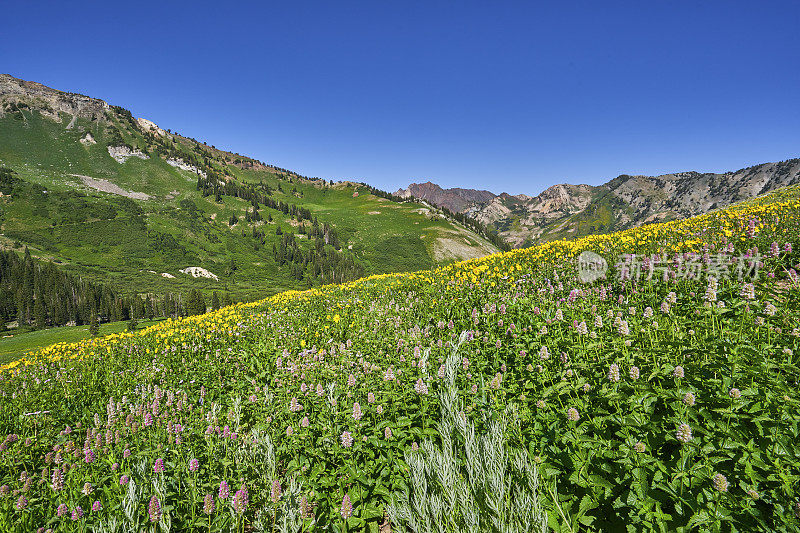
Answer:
(387, 333, 549, 533)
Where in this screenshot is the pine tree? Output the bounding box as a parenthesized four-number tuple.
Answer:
(89, 307, 100, 337)
(34, 296, 46, 330)
(195, 290, 206, 315)
(187, 289, 206, 316)
(16, 295, 26, 328)
(211, 291, 221, 310)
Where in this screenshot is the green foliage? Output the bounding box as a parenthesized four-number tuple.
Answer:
(10, 92, 800, 531)
(0, 247, 210, 335)
(186, 289, 206, 316)
(372, 234, 434, 273)
(0, 166, 18, 195)
(0, 318, 164, 365)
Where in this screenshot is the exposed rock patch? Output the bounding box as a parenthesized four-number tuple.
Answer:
(79, 133, 96, 146)
(73, 174, 150, 200)
(179, 267, 219, 281)
(166, 158, 206, 177)
(108, 145, 149, 163)
(0, 74, 110, 122)
(395, 181, 495, 213)
(136, 117, 166, 136)
(147, 270, 176, 279)
(399, 159, 800, 247)
(430, 226, 497, 262)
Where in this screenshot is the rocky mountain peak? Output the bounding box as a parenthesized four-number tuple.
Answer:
(136, 117, 166, 136)
(0, 74, 110, 123)
(395, 181, 496, 213)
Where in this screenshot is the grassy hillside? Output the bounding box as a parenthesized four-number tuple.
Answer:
(1, 186, 798, 531)
(0, 100, 498, 303)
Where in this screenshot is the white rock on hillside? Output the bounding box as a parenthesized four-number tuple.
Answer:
(179, 267, 219, 281)
(107, 145, 149, 163)
(80, 133, 96, 145)
(166, 158, 207, 177)
(136, 117, 166, 136)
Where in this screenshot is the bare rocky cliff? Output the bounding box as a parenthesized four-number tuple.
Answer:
(0, 74, 110, 124)
(395, 181, 497, 213)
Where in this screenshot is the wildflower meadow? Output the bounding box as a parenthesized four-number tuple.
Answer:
(1, 186, 800, 531)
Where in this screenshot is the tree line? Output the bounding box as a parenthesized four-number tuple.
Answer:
(273, 232, 365, 285)
(0, 248, 232, 332)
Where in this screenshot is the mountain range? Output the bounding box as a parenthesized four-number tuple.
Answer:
(396, 159, 800, 246)
(0, 74, 499, 306)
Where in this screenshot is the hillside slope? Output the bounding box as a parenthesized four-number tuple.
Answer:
(2, 185, 799, 530)
(0, 74, 499, 301)
(397, 158, 800, 246)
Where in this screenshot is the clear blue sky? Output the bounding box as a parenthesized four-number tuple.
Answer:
(3, 1, 799, 194)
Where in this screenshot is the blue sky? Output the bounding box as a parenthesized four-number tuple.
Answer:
(3, 1, 799, 194)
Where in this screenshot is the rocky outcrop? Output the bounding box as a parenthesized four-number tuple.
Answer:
(167, 158, 206, 177)
(179, 267, 219, 281)
(79, 132, 96, 146)
(136, 117, 166, 136)
(0, 74, 109, 122)
(107, 145, 149, 163)
(526, 184, 595, 214)
(74, 174, 151, 200)
(395, 181, 496, 213)
(604, 160, 800, 219)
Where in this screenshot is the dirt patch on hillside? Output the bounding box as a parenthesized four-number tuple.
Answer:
(431, 227, 498, 262)
(73, 175, 150, 200)
(432, 236, 493, 262)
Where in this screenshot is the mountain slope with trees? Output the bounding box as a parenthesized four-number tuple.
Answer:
(0, 74, 500, 331)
